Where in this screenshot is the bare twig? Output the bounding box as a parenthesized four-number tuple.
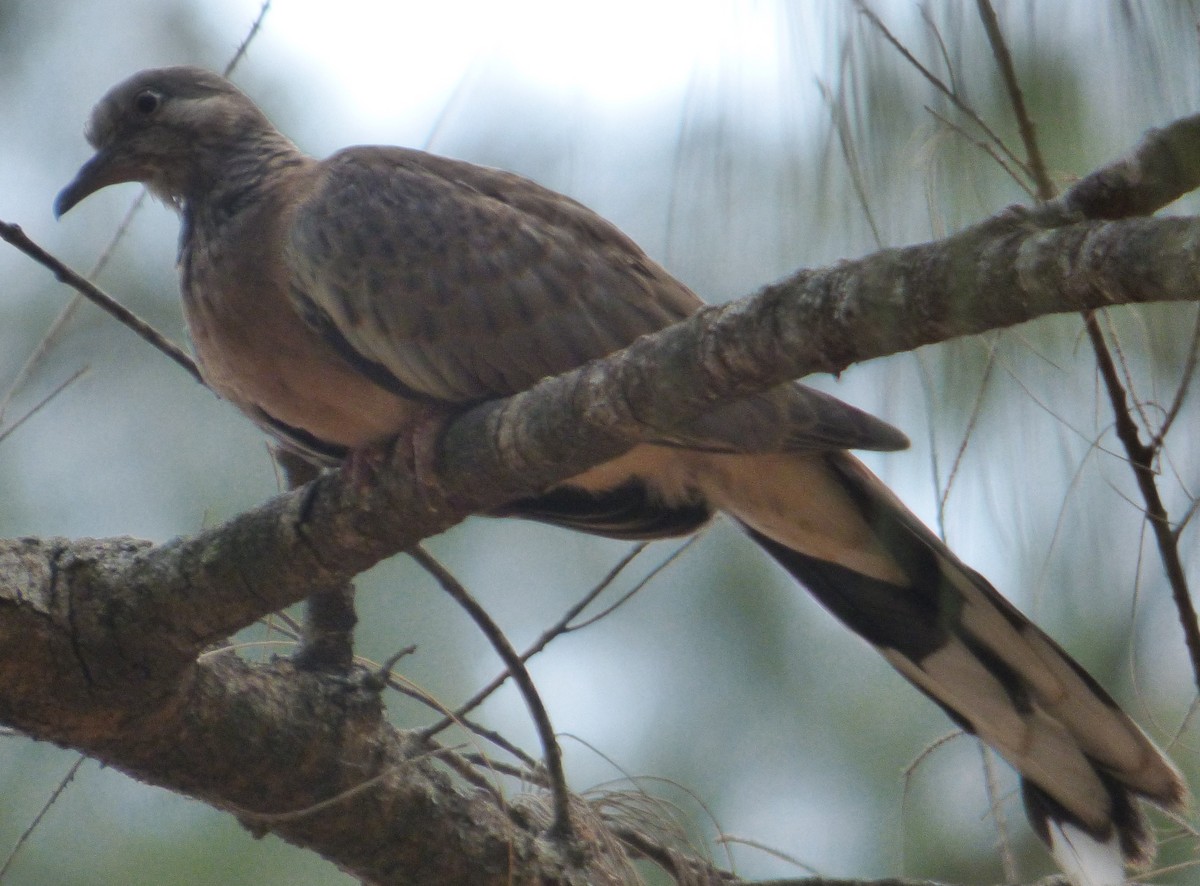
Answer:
(422, 542, 651, 738)
(1100, 311, 1158, 435)
(924, 106, 1035, 199)
(0, 367, 89, 446)
(372, 660, 542, 769)
(408, 545, 574, 840)
(975, 0, 1053, 201)
(566, 535, 700, 631)
(223, 0, 271, 77)
(979, 745, 1017, 884)
(1086, 317, 1200, 689)
(0, 221, 201, 385)
(853, 0, 1033, 185)
(977, 0, 1200, 689)
(1151, 307, 1200, 449)
(0, 757, 84, 880)
(459, 751, 542, 786)
(817, 78, 884, 248)
(0, 191, 149, 426)
(438, 709, 541, 771)
(935, 338, 998, 532)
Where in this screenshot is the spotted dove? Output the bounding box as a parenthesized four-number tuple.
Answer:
(56, 67, 1186, 884)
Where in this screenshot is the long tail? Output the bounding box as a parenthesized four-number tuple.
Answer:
(705, 450, 1186, 881)
(503, 443, 1187, 882)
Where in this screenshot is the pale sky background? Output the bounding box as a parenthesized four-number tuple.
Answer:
(265, 0, 796, 110)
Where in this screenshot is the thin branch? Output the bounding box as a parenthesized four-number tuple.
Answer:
(975, 0, 1053, 200)
(231, 767, 402, 825)
(916, 4, 959, 98)
(0, 193, 148, 426)
(0, 367, 89, 446)
(223, 0, 271, 77)
(1174, 494, 1200, 542)
(936, 338, 998, 530)
(565, 535, 700, 632)
(419, 743, 508, 802)
(459, 751, 542, 786)
(421, 535, 700, 750)
(713, 836, 819, 876)
(817, 78, 884, 248)
(436, 710, 541, 771)
(407, 545, 574, 840)
(853, 0, 1033, 185)
(0, 756, 84, 880)
(364, 644, 417, 689)
(422, 542, 651, 738)
(373, 660, 543, 770)
(924, 106, 1035, 199)
(1086, 317, 1200, 689)
(979, 745, 1017, 884)
(1151, 306, 1200, 449)
(0, 221, 201, 385)
(1101, 310, 1157, 436)
(975, 0, 1200, 690)
(612, 826, 734, 884)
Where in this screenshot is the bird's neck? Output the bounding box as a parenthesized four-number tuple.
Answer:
(181, 131, 308, 231)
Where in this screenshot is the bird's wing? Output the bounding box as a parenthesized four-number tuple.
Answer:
(282, 145, 907, 454)
(284, 146, 702, 404)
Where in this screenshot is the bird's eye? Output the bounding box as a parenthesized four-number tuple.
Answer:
(133, 90, 161, 115)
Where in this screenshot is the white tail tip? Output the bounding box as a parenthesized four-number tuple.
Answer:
(1050, 820, 1127, 886)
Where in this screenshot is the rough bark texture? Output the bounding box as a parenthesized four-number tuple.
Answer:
(2, 112, 1199, 884)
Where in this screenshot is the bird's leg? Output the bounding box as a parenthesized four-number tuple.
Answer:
(341, 404, 453, 498)
(275, 446, 358, 672)
(274, 406, 451, 671)
(295, 581, 357, 672)
(340, 439, 392, 490)
(408, 407, 454, 495)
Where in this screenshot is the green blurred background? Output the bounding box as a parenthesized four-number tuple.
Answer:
(1, 1, 1198, 883)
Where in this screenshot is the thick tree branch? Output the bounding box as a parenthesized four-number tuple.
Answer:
(3, 113, 1200, 883)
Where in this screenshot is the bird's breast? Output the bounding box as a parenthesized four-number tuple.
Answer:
(180, 205, 415, 450)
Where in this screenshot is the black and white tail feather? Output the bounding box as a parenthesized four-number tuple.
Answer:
(744, 452, 1186, 885)
(506, 446, 1187, 886)
(772, 451, 1185, 878)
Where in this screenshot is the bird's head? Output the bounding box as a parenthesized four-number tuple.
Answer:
(56, 66, 282, 216)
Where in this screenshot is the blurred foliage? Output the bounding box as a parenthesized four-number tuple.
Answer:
(1, 1, 1199, 884)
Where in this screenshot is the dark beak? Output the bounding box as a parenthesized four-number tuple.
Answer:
(54, 145, 134, 218)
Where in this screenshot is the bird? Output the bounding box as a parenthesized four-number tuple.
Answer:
(56, 66, 1185, 885)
